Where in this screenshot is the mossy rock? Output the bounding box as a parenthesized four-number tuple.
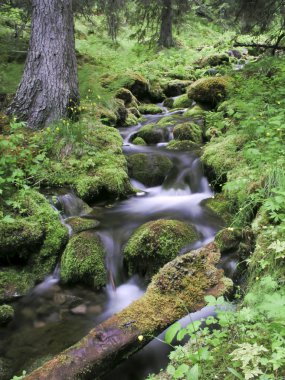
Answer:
(0, 190, 68, 281)
(98, 106, 118, 127)
(132, 137, 147, 146)
(138, 104, 163, 115)
(0, 304, 14, 325)
(173, 122, 203, 143)
(187, 77, 229, 107)
(201, 135, 246, 188)
(202, 194, 234, 226)
(200, 54, 230, 67)
(122, 72, 150, 101)
(0, 268, 35, 302)
(127, 153, 173, 187)
(61, 232, 107, 288)
(163, 98, 174, 108)
(167, 140, 202, 155)
(184, 105, 206, 119)
(149, 82, 165, 102)
(172, 94, 193, 109)
(66, 217, 100, 234)
(215, 227, 254, 259)
(134, 123, 171, 144)
(125, 111, 139, 127)
(164, 80, 192, 97)
(0, 220, 44, 263)
(115, 88, 138, 107)
(114, 99, 128, 126)
(124, 219, 198, 279)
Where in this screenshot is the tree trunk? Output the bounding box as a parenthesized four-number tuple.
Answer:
(24, 243, 232, 380)
(7, 0, 79, 130)
(158, 0, 174, 48)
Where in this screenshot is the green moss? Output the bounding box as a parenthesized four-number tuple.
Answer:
(138, 104, 163, 115)
(201, 134, 246, 186)
(202, 193, 234, 226)
(66, 217, 100, 234)
(167, 140, 201, 154)
(172, 94, 193, 109)
(0, 268, 35, 302)
(115, 88, 138, 107)
(173, 122, 203, 143)
(163, 98, 174, 108)
(184, 105, 206, 118)
(134, 123, 169, 144)
(120, 243, 230, 332)
(200, 53, 230, 67)
(0, 189, 68, 281)
(187, 77, 230, 106)
(123, 219, 198, 279)
(124, 112, 139, 127)
(39, 125, 133, 202)
(215, 227, 254, 258)
(127, 153, 173, 187)
(132, 137, 147, 146)
(0, 304, 14, 325)
(163, 80, 192, 97)
(0, 220, 43, 263)
(61, 232, 107, 288)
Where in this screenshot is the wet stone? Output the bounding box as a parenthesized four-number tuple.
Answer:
(71, 304, 87, 315)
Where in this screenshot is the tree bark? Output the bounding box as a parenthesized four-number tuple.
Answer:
(24, 243, 232, 380)
(158, 0, 174, 48)
(7, 0, 79, 129)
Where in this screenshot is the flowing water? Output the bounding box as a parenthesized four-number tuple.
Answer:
(0, 105, 234, 379)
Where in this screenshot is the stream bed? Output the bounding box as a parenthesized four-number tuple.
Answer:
(0, 104, 233, 380)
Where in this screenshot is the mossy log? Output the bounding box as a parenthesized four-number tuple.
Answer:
(25, 243, 231, 380)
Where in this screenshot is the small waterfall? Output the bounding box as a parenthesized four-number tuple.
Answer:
(57, 193, 92, 218)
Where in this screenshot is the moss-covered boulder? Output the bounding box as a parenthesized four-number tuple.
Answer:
(0, 189, 68, 281)
(163, 98, 174, 108)
(40, 125, 133, 202)
(61, 232, 107, 288)
(122, 73, 150, 101)
(0, 220, 44, 263)
(215, 227, 254, 258)
(138, 104, 163, 115)
(134, 123, 171, 144)
(200, 53, 230, 67)
(127, 153, 173, 187)
(125, 111, 139, 127)
(66, 217, 100, 234)
(0, 268, 35, 302)
(187, 77, 229, 107)
(202, 194, 234, 226)
(149, 82, 165, 102)
(167, 140, 202, 155)
(0, 304, 14, 325)
(115, 88, 138, 108)
(124, 219, 198, 278)
(164, 80, 192, 97)
(132, 137, 147, 146)
(172, 94, 193, 109)
(173, 122, 203, 143)
(184, 105, 206, 119)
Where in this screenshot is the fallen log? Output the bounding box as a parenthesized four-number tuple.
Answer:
(234, 42, 285, 51)
(25, 242, 232, 380)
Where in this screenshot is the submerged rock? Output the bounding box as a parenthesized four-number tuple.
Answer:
(61, 231, 107, 288)
(187, 77, 229, 107)
(127, 153, 173, 187)
(124, 219, 198, 278)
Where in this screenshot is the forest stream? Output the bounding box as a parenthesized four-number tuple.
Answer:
(0, 103, 237, 380)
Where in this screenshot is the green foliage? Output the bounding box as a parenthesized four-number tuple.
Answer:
(150, 286, 285, 380)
